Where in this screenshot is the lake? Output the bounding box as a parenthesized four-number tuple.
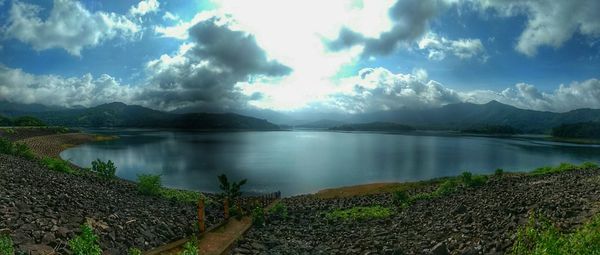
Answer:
(60, 129, 600, 196)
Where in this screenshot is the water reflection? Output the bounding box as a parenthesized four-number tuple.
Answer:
(61, 130, 600, 196)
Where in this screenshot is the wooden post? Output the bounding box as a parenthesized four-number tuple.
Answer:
(224, 197, 230, 220)
(197, 197, 205, 233)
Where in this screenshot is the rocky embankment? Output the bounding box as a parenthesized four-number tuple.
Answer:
(232, 169, 600, 254)
(0, 153, 221, 254)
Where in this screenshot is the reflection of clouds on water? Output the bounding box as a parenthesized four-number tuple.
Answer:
(62, 130, 600, 196)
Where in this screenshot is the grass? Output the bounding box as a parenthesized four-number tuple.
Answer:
(512, 212, 600, 255)
(326, 206, 392, 221)
(268, 201, 288, 219)
(531, 162, 598, 176)
(0, 234, 14, 255)
(179, 238, 198, 255)
(0, 138, 34, 159)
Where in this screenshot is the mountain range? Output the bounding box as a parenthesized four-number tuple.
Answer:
(1, 100, 599, 133)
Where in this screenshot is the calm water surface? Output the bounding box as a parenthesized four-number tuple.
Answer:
(60, 130, 600, 196)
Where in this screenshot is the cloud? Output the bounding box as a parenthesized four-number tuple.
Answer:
(328, 0, 452, 57)
(139, 17, 292, 111)
(0, 65, 136, 107)
(477, 0, 600, 56)
(323, 67, 463, 113)
(162, 11, 179, 21)
(130, 0, 160, 16)
(417, 32, 487, 61)
(2, 0, 139, 56)
(464, 79, 600, 112)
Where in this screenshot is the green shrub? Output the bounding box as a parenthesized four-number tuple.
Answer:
(69, 224, 101, 255)
(269, 202, 288, 219)
(91, 159, 116, 178)
(4, 128, 16, 135)
(512, 212, 600, 254)
(42, 157, 73, 174)
(461, 171, 487, 187)
(128, 248, 142, 255)
(326, 206, 392, 221)
(393, 190, 409, 205)
(494, 168, 504, 176)
(252, 206, 265, 227)
(0, 138, 34, 159)
(12, 116, 45, 126)
(137, 174, 161, 196)
(531, 162, 599, 176)
(217, 174, 247, 202)
(179, 238, 198, 255)
(0, 234, 14, 255)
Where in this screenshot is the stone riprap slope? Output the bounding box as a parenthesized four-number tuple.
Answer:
(232, 169, 600, 255)
(0, 154, 221, 254)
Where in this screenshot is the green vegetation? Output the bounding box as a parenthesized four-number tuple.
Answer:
(0, 234, 14, 255)
(137, 174, 162, 196)
(326, 206, 392, 221)
(128, 248, 142, 255)
(269, 202, 288, 219)
(136, 174, 205, 203)
(495, 168, 504, 176)
(217, 174, 247, 201)
(461, 125, 521, 135)
(552, 122, 600, 139)
(0, 138, 34, 159)
(41, 157, 73, 174)
(179, 238, 198, 255)
(329, 121, 415, 132)
(69, 224, 102, 255)
(252, 206, 266, 227)
(392, 190, 410, 205)
(91, 158, 116, 178)
(531, 162, 598, 176)
(461, 171, 488, 187)
(0, 115, 46, 127)
(512, 213, 600, 255)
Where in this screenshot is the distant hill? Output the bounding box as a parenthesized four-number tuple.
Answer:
(330, 122, 415, 132)
(4, 102, 279, 130)
(352, 101, 600, 133)
(552, 122, 600, 139)
(296, 119, 347, 129)
(461, 125, 522, 135)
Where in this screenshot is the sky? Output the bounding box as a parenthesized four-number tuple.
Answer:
(0, 0, 599, 114)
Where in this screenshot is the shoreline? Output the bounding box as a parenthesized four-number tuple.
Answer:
(17, 132, 117, 158)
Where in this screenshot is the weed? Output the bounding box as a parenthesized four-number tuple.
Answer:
(128, 248, 142, 255)
(69, 224, 102, 255)
(159, 189, 204, 204)
(42, 157, 73, 174)
(0, 234, 14, 255)
(326, 206, 392, 221)
(269, 202, 288, 219)
(91, 159, 116, 178)
(179, 238, 198, 255)
(252, 206, 265, 227)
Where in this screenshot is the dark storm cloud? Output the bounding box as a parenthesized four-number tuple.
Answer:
(137, 17, 292, 111)
(328, 0, 449, 58)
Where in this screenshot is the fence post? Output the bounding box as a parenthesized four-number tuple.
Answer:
(197, 197, 205, 233)
(224, 197, 230, 220)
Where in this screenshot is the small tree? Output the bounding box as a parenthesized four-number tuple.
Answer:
(91, 159, 116, 178)
(217, 174, 247, 201)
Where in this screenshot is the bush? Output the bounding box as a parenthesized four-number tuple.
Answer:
(69, 224, 102, 255)
(393, 190, 409, 205)
(268, 202, 288, 219)
(42, 157, 73, 174)
(461, 171, 487, 187)
(128, 248, 142, 255)
(252, 206, 265, 227)
(531, 162, 599, 175)
(160, 189, 204, 204)
(326, 206, 392, 221)
(179, 238, 198, 255)
(494, 168, 504, 176)
(12, 116, 45, 127)
(0, 234, 14, 255)
(0, 138, 34, 159)
(137, 174, 161, 196)
(91, 159, 116, 179)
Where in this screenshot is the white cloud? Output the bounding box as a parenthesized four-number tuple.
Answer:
(130, 0, 160, 16)
(477, 0, 600, 56)
(2, 0, 139, 56)
(418, 32, 487, 61)
(0, 65, 137, 107)
(162, 11, 179, 21)
(321, 67, 463, 113)
(464, 79, 600, 112)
